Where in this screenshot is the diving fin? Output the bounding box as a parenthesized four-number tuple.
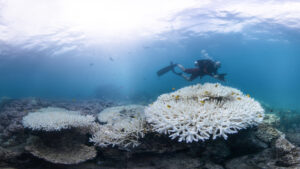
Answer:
(157, 62, 177, 76)
(215, 73, 227, 82)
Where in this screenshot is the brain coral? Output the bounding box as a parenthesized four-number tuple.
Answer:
(145, 83, 264, 143)
(22, 107, 95, 131)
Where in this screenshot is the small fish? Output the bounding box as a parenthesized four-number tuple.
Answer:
(200, 100, 205, 104)
(109, 57, 114, 61)
(167, 105, 171, 108)
(175, 95, 180, 100)
(247, 94, 250, 98)
(258, 114, 263, 118)
(237, 97, 241, 100)
(172, 88, 175, 90)
(204, 91, 209, 95)
(215, 84, 218, 87)
(231, 92, 235, 95)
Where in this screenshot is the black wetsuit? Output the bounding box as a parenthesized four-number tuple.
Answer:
(184, 59, 217, 81)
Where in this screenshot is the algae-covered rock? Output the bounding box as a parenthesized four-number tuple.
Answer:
(273, 135, 296, 156)
(225, 147, 300, 169)
(25, 136, 96, 165)
(276, 147, 300, 167)
(255, 124, 282, 143)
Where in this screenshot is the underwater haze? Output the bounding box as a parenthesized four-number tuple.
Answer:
(0, 0, 300, 110)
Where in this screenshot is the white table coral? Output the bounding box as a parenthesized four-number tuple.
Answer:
(22, 107, 95, 131)
(145, 83, 264, 143)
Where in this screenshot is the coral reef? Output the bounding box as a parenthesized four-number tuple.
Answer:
(90, 105, 148, 149)
(145, 83, 264, 143)
(1, 97, 300, 169)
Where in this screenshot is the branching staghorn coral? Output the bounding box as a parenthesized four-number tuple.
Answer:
(145, 83, 264, 143)
(90, 105, 148, 149)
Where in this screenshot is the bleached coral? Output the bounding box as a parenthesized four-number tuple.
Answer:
(145, 83, 264, 143)
(22, 107, 95, 131)
(90, 105, 148, 149)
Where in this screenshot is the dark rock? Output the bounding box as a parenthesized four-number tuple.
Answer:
(133, 133, 190, 154)
(202, 161, 224, 169)
(286, 132, 300, 146)
(0, 125, 4, 133)
(228, 129, 268, 156)
(126, 152, 203, 169)
(0, 147, 22, 161)
(202, 140, 231, 164)
(225, 149, 278, 169)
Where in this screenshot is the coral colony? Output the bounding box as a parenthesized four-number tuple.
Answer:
(22, 107, 97, 164)
(145, 83, 264, 143)
(22, 107, 95, 131)
(90, 105, 148, 148)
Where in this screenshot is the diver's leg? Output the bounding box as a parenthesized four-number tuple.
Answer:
(176, 64, 186, 72)
(180, 74, 192, 81)
(180, 74, 198, 81)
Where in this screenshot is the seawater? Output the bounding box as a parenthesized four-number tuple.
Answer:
(1, 34, 299, 111)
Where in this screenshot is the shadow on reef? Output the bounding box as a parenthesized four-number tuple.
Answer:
(0, 98, 300, 169)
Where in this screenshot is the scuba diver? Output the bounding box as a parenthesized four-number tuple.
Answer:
(157, 59, 226, 82)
